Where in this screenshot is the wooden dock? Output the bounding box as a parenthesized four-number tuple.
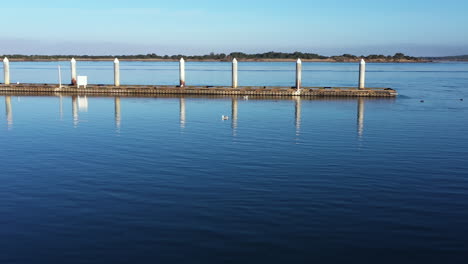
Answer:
(0, 84, 397, 97)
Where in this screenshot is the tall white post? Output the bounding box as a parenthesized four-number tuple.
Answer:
(71, 58, 77, 85)
(296, 58, 302, 90)
(114, 58, 120, 87)
(359, 59, 366, 89)
(3, 57, 10, 85)
(179, 58, 185, 87)
(232, 58, 238, 88)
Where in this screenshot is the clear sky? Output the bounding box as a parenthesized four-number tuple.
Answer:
(1, 0, 467, 56)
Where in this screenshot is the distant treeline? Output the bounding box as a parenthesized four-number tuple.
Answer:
(1, 52, 423, 61)
(421, 55, 468, 61)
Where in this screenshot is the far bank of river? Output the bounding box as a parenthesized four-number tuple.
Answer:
(5, 58, 428, 63)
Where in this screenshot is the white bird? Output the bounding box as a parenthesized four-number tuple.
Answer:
(243, 96, 249, 100)
(221, 115, 229, 120)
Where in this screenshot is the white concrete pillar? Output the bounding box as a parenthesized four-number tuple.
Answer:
(296, 58, 302, 90)
(232, 58, 238, 88)
(3, 57, 10, 85)
(114, 58, 120, 87)
(359, 59, 366, 89)
(71, 58, 77, 85)
(179, 58, 185, 87)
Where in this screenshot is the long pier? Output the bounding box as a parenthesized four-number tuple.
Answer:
(0, 84, 397, 97)
(1, 57, 397, 97)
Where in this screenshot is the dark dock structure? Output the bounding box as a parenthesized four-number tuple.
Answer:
(0, 84, 397, 97)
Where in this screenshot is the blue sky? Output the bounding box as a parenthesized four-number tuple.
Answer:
(1, 0, 467, 56)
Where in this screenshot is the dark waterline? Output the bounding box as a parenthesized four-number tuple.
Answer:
(1, 62, 468, 263)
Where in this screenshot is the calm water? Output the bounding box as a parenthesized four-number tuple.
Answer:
(1, 62, 468, 263)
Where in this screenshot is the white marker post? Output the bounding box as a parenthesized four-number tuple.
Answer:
(179, 58, 185, 87)
(232, 58, 238, 88)
(71, 58, 77, 85)
(114, 58, 120, 87)
(359, 59, 366, 89)
(296, 58, 302, 90)
(3, 57, 10, 85)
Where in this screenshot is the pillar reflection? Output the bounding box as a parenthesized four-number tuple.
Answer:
(231, 98, 238, 135)
(294, 96, 301, 137)
(72, 96, 78, 127)
(115, 97, 121, 129)
(357, 98, 365, 138)
(5, 96, 12, 129)
(59, 95, 63, 120)
(179, 97, 186, 129)
(77, 96, 88, 112)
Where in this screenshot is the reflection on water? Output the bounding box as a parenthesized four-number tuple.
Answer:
(357, 98, 365, 138)
(59, 95, 63, 120)
(77, 96, 88, 112)
(2, 95, 373, 139)
(231, 98, 238, 135)
(294, 96, 301, 138)
(115, 97, 121, 130)
(72, 96, 78, 127)
(179, 98, 186, 129)
(5, 96, 12, 129)
(1, 62, 467, 264)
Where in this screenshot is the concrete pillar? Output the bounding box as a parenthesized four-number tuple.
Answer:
(232, 58, 238, 88)
(179, 58, 185, 87)
(114, 58, 120, 87)
(3, 57, 10, 85)
(71, 58, 77, 85)
(296, 58, 302, 90)
(359, 59, 366, 89)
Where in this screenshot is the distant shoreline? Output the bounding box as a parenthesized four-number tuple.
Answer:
(4, 52, 467, 62)
(1, 51, 434, 63)
(5, 58, 429, 63)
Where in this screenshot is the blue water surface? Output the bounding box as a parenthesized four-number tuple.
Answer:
(0, 61, 467, 263)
